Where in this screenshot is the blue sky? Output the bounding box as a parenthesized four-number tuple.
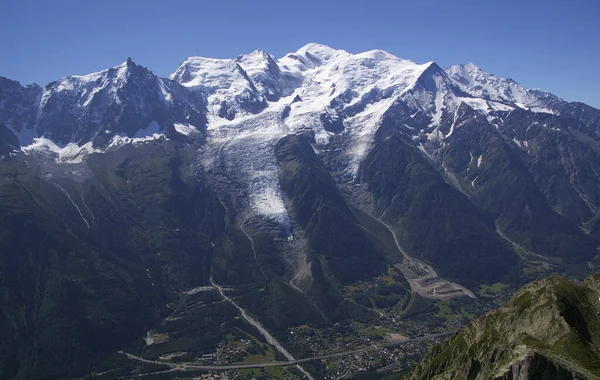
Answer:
(1, 0, 599, 107)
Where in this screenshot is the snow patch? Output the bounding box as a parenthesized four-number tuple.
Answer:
(21, 138, 99, 163)
(426, 129, 444, 142)
(109, 121, 164, 148)
(460, 98, 515, 114)
(345, 97, 397, 176)
(53, 183, 91, 228)
(430, 81, 446, 127)
(173, 122, 199, 136)
(530, 107, 557, 115)
(512, 137, 529, 150)
(157, 78, 173, 104)
(108, 133, 164, 148)
(417, 143, 433, 160)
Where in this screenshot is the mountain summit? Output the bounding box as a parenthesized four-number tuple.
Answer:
(445, 62, 555, 112)
(1, 59, 206, 153)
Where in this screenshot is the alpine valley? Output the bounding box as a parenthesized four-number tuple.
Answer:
(1, 43, 600, 380)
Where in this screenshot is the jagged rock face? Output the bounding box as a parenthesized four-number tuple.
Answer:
(445, 63, 550, 112)
(0, 77, 42, 151)
(37, 59, 207, 146)
(0, 78, 41, 131)
(235, 50, 303, 102)
(275, 134, 387, 285)
(498, 352, 583, 380)
(556, 102, 600, 133)
(360, 109, 519, 286)
(408, 274, 600, 380)
(496, 110, 600, 224)
(1, 60, 207, 151)
(429, 107, 598, 262)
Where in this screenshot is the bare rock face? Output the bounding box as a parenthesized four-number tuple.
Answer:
(497, 352, 581, 380)
(0, 60, 207, 150)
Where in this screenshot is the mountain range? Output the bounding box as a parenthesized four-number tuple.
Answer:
(1, 43, 600, 379)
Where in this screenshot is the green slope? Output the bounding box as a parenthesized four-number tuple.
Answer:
(409, 273, 600, 379)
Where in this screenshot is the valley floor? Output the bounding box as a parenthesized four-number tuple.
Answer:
(91, 269, 511, 380)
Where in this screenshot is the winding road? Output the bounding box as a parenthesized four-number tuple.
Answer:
(209, 277, 314, 379)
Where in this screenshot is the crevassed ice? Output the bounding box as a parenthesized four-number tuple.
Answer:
(188, 44, 438, 223)
(213, 110, 292, 228)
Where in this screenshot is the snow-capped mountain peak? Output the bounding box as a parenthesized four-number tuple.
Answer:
(445, 62, 525, 101)
(171, 56, 248, 92)
(170, 44, 454, 128)
(8, 58, 207, 149)
(445, 63, 556, 113)
(171, 55, 267, 120)
(67, 57, 135, 81)
(295, 42, 343, 61)
(354, 48, 401, 61)
(279, 43, 348, 72)
(236, 49, 274, 66)
(41, 58, 153, 110)
(235, 49, 281, 82)
(445, 62, 481, 76)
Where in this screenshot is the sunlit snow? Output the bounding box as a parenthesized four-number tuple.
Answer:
(21, 121, 165, 162)
(173, 122, 198, 136)
(446, 63, 556, 114)
(176, 43, 442, 222)
(22, 138, 99, 163)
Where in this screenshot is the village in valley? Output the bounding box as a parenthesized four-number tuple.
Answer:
(110, 267, 512, 379)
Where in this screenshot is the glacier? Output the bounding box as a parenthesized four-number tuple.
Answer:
(174, 43, 446, 224)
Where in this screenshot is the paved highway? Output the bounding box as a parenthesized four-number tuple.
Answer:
(120, 329, 456, 372)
